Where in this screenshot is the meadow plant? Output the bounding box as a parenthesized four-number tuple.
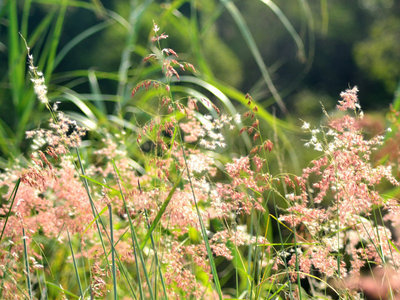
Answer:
(0, 24, 400, 299)
(277, 87, 400, 297)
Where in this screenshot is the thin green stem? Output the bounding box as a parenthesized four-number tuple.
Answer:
(22, 228, 32, 299)
(67, 230, 84, 298)
(109, 204, 118, 300)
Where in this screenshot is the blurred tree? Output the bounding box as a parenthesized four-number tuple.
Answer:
(354, 17, 400, 93)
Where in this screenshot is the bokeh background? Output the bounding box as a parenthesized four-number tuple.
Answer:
(1, 0, 400, 163)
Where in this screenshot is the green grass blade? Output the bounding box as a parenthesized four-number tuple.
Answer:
(118, 0, 153, 104)
(44, 281, 79, 298)
(62, 91, 98, 122)
(21, 0, 32, 41)
(178, 141, 223, 299)
(297, 0, 315, 71)
(77, 158, 137, 298)
(67, 230, 84, 298)
(79, 175, 119, 193)
(0, 119, 16, 158)
(75, 148, 111, 270)
(267, 282, 288, 299)
(54, 20, 115, 69)
(220, 0, 287, 113)
(108, 204, 118, 300)
(44, 0, 68, 81)
(227, 240, 252, 289)
(88, 70, 107, 113)
(114, 256, 138, 299)
(8, 0, 22, 107)
(80, 206, 108, 236)
(139, 176, 181, 250)
(27, 11, 56, 48)
(90, 0, 106, 16)
(22, 228, 33, 299)
(189, 0, 214, 79)
(177, 76, 301, 171)
(178, 76, 295, 131)
(112, 160, 154, 300)
(258, 0, 305, 61)
(0, 178, 20, 242)
(144, 210, 168, 300)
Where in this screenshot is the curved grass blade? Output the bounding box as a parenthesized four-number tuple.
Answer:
(258, 0, 305, 61)
(88, 70, 107, 113)
(81, 205, 108, 237)
(139, 175, 182, 250)
(62, 91, 98, 122)
(144, 209, 168, 300)
(54, 20, 115, 69)
(8, 0, 22, 107)
(79, 175, 119, 193)
(297, 0, 315, 72)
(112, 160, 154, 300)
(108, 204, 118, 300)
(44, 281, 79, 298)
(174, 124, 223, 298)
(0, 178, 20, 242)
(90, 0, 106, 16)
(21, 0, 32, 40)
(175, 76, 251, 149)
(220, 0, 287, 113)
(178, 76, 301, 170)
(189, 0, 214, 79)
(75, 148, 111, 270)
(44, 0, 68, 81)
(76, 155, 137, 299)
(67, 230, 84, 298)
(178, 76, 295, 131)
(27, 11, 56, 48)
(22, 228, 33, 299)
(118, 0, 154, 104)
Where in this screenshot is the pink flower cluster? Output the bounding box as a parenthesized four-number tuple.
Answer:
(277, 87, 400, 295)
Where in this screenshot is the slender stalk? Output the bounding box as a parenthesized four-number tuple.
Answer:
(0, 179, 20, 242)
(144, 209, 168, 300)
(112, 161, 154, 300)
(67, 230, 84, 298)
(178, 140, 223, 299)
(75, 148, 111, 270)
(22, 228, 32, 299)
(109, 204, 118, 300)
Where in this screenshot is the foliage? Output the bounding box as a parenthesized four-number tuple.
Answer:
(1, 1, 400, 299)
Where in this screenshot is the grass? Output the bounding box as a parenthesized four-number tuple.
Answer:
(1, 1, 400, 299)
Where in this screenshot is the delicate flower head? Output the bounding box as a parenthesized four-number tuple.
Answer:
(153, 21, 160, 33)
(337, 86, 360, 111)
(27, 52, 49, 105)
(301, 121, 310, 130)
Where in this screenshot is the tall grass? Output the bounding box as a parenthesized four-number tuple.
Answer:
(1, 1, 400, 300)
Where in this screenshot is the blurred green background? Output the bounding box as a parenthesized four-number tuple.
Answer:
(0, 0, 399, 164)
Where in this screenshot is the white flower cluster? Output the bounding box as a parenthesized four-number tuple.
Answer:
(26, 46, 49, 105)
(198, 114, 234, 150)
(303, 126, 324, 152)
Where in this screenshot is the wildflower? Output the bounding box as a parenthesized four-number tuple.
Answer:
(280, 87, 400, 290)
(26, 47, 49, 105)
(153, 21, 160, 33)
(301, 121, 310, 130)
(337, 86, 360, 111)
(314, 142, 323, 151)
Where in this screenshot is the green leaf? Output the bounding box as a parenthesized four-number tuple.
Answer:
(140, 175, 182, 250)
